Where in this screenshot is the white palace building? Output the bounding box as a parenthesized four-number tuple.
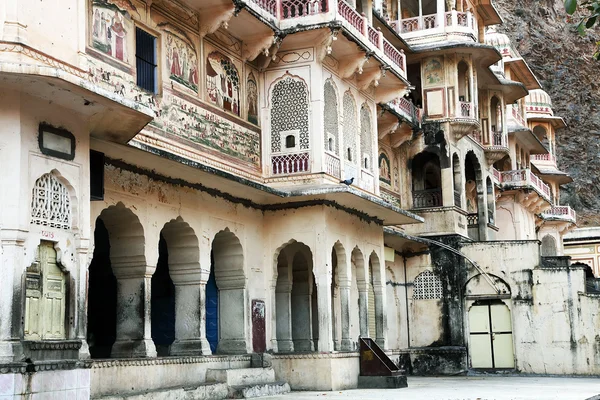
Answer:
(0, 0, 598, 398)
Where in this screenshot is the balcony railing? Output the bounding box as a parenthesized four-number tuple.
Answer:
(467, 213, 478, 226)
(338, 0, 364, 32)
(499, 169, 552, 202)
(394, 10, 476, 35)
(324, 152, 341, 178)
(388, 97, 422, 125)
(251, 0, 328, 18)
(271, 151, 310, 175)
(510, 105, 527, 127)
(541, 205, 577, 222)
(492, 167, 502, 184)
(491, 131, 508, 147)
(413, 188, 442, 208)
(360, 169, 375, 192)
(531, 153, 556, 164)
(459, 101, 474, 118)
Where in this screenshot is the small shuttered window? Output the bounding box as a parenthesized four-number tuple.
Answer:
(136, 28, 157, 93)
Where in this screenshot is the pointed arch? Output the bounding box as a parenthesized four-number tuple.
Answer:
(270, 74, 310, 154)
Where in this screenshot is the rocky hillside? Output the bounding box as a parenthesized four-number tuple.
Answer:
(495, 0, 600, 225)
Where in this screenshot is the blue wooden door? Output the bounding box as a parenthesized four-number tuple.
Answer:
(206, 266, 219, 353)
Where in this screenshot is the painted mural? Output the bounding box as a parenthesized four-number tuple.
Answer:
(206, 48, 241, 117)
(424, 57, 443, 86)
(247, 72, 259, 125)
(91, 0, 134, 64)
(166, 33, 199, 92)
(379, 152, 391, 185)
(87, 58, 260, 169)
(155, 91, 260, 166)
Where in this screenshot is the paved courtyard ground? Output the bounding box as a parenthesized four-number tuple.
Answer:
(266, 376, 600, 400)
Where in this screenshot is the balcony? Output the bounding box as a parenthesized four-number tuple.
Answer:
(540, 205, 577, 224)
(498, 169, 552, 205)
(531, 153, 557, 167)
(390, 10, 478, 46)
(271, 151, 311, 175)
(413, 188, 443, 209)
(247, 0, 407, 78)
(507, 104, 528, 131)
(484, 130, 509, 164)
(386, 97, 423, 127)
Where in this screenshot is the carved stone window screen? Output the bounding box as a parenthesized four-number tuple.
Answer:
(31, 174, 71, 230)
(413, 270, 443, 300)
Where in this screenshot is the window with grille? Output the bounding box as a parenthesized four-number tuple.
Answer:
(31, 174, 71, 230)
(413, 270, 443, 300)
(136, 28, 157, 93)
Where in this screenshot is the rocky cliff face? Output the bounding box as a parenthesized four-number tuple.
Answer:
(495, 0, 600, 225)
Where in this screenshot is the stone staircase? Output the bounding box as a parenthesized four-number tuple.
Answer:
(206, 367, 291, 399)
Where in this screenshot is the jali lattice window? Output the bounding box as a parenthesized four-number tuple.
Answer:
(343, 92, 357, 163)
(360, 104, 373, 172)
(31, 173, 71, 230)
(324, 79, 339, 154)
(270, 76, 310, 153)
(413, 270, 443, 300)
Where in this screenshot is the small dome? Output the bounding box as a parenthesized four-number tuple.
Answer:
(525, 89, 554, 116)
(485, 26, 513, 57)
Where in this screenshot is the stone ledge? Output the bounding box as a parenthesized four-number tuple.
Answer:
(91, 355, 252, 368)
(271, 352, 360, 360)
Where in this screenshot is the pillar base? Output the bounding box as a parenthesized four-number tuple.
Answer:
(170, 338, 212, 356)
(292, 339, 314, 352)
(216, 339, 247, 354)
(0, 340, 23, 363)
(78, 339, 91, 360)
(276, 340, 294, 353)
(111, 339, 157, 358)
(340, 339, 354, 352)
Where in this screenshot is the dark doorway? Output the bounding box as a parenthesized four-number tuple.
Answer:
(87, 218, 117, 359)
(206, 252, 219, 353)
(151, 234, 175, 356)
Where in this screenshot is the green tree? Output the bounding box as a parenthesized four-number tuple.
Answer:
(565, 0, 600, 59)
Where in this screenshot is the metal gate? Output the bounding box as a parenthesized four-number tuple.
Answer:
(468, 300, 514, 369)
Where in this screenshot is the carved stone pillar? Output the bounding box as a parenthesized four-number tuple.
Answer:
(339, 280, 353, 351)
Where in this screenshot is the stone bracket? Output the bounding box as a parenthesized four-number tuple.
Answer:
(199, 4, 236, 37)
(338, 51, 370, 79)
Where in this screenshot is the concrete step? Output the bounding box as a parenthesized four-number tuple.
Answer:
(228, 381, 291, 399)
(206, 367, 276, 386)
(358, 375, 408, 389)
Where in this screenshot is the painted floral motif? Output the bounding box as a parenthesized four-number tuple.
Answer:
(247, 72, 259, 125)
(91, 0, 134, 63)
(166, 33, 198, 92)
(206, 51, 240, 116)
(379, 153, 391, 185)
(424, 57, 443, 86)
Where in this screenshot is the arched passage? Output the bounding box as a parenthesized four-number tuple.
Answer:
(88, 218, 117, 358)
(331, 241, 351, 351)
(351, 247, 368, 345)
(412, 152, 442, 208)
(94, 202, 155, 358)
(152, 218, 203, 356)
(452, 153, 462, 207)
(211, 229, 247, 354)
(465, 151, 486, 240)
(274, 241, 318, 353)
(368, 252, 385, 347)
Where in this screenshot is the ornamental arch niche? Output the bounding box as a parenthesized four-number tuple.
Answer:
(324, 79, 340, 155)
(30, 171, 77, 231)
(209, 228, 247, 354)
(360, 104, 373, 171)
(343, 91, 358, 178)
(541, 235, 558, 257)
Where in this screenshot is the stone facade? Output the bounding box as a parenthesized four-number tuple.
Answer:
(0, 0, 597, 398)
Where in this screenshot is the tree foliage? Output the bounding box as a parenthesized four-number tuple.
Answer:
(565, 0, 600, 59)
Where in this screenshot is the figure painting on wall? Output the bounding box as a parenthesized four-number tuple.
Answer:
(91, 0, 134, 64)
(206, 51, 240, 116)
(424, 57, 443, 86)
(166, 33, 198, 92)
(247, 72, 259, 125)
(379, 152, 391, 185)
